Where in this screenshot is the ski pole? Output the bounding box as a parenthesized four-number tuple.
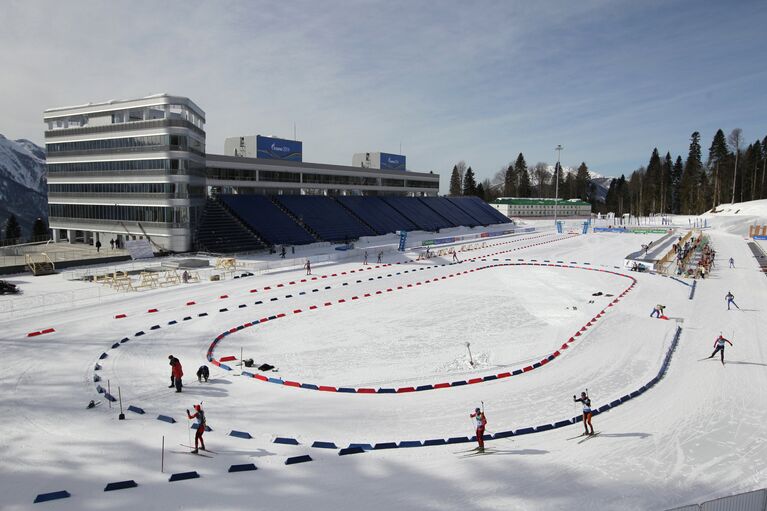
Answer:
(161, 436, 165, 473)
(118, 386, 125, 420)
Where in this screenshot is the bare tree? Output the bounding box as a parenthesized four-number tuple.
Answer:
(456, 161, 467, 189)
(728, 128, 742, 204)
(532, 162, 551, 197)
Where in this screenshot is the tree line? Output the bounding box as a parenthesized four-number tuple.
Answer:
(1, 215, 49, 246)
(603, 129, 766, 216)
(448, 155, 593, 203)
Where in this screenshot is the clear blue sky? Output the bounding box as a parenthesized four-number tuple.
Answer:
(0, 0, 765, 192)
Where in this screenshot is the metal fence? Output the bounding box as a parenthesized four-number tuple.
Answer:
(668, 488, 767, 511)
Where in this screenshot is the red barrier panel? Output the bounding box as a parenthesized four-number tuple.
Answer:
(220, 356, 237, 362)
(220, 295, 228, 299)
(283, 381, 301, 387)
(148, 309, 158, 313)
(319, 386, 336, 392)
(115, 314, 127, 319)
(309, 305, 318, 310)
(523, 366, 533, 372)
(276, 313, 286, 318)
(27, 331, 41, 337)
(250, 289, 258, 293)
(186, 301, 196, 306)
(293, 309, 302, 314)
(397, 387, 415, 393)
(357, 388, 376, 394)
(254, 374, 268, 381)
(324, 302, 332, 306)
(467, 378, 483, 384)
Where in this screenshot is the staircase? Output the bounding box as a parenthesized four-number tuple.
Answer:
(332, 196, 380, 236)
(25, 253, 56, 276)
(196, 199, 268, 254)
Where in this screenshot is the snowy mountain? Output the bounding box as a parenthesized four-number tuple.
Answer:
(0, 134, 48, 239)
(590, 176, 613, 203)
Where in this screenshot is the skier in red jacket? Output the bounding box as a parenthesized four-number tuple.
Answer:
(470, 407, 488, 452)
(186, 404, 207, 453)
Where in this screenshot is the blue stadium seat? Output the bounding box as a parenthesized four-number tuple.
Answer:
(336, 196, 418, 234)
(418, 197, 479, 227)
(276, 196, 376, 242)
(447, 196, 510, 225)
(220, 195, 315, 245)
(381, 197, 452, 231)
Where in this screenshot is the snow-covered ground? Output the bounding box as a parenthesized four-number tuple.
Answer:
(1, 209, 766, 511)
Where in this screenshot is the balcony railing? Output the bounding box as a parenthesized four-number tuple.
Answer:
(46, 145, 206, 158)
(45, 118, 205, 138)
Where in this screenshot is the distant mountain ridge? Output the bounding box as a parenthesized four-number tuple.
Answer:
(0, 134, 48, 240)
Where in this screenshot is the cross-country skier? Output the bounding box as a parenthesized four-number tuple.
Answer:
(708, 335, 733, 365)
(729, 257, 734, 268)
(452, 250, 460, 263)
(363, 251, 368, 265)
(573, 391, 594, 435)
(304, 259, 311, 275)
(470, 407, 487, 452)
(168, 355, 179, 388)
(186, 404, 207, 453)
(650, 304, 666, 318)
(377, 251, 383, 264)
(725, 291, 740, 310)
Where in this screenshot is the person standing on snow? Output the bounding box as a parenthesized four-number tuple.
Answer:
(169, 355, 183, 392)
(470, 407, 487, 452)
(725, 291, 740, 310)
(186, 404, 207, 453)
(304, 259, 311, 275)
(196, 364, 209, 383)
(650, 304, 666, 318)
(708, 335, 733, 365)
(573, 391, 595, 436)
(363, 251, 368, 265)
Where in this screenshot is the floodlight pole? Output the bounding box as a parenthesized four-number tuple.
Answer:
(554, 145, 563, 227)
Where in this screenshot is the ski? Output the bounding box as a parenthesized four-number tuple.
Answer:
(171, 450, 212, 458)
(566, 433, 588, 440)
(179, 444, 218, 454)
(459, 449, 497, 458)
(453, 447, 482, 454)
(577, 432, 600, 444)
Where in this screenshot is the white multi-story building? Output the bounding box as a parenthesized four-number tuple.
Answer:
(491, 197, 592, 218)
(44, 94, 439, 252)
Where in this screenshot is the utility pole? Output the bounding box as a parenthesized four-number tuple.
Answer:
(554, 145, 563, 226)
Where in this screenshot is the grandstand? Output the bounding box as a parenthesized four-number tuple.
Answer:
(203, 195, 511, 251)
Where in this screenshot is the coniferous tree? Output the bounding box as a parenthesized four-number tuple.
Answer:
(5, 214, 21, 244)
(31, 218, 48, 240)
(564, 172, 576, 200)
(515, 154, 531, 197)
(707, 129, 729, 207)
(575, 162, 591, 201)
(462, 167, 477, 196)
(671, 156, 683, 214)
(728, 129, 743, 203)
(680, 132, 703, 213)
(449, 165, 462, 196)
(661, 152, 673, 213)
(503, 164, 517, 197)
(645, 149, 662, 213)
(475, 182, 486, 201)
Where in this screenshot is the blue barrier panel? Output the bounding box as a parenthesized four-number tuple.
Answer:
(312, 441, 337, 449)
(111, 343, 120, 349)
(572, 415, 583, 423)
(96, 385, 104, 393)
(483, 375, 498, 381)
(598, 404, 612, 413)
(229, 463, 257, 473)
(104, 480, 138, 491)
(450, 381, 467, 387)
(591, 409, 602, 416)
(150, 325, 160, 330)
(238, 304, 247, 308)
(512, 369, 523, 376)
(128, 405, 145, 414)
(157, 415, 176, 424)
(134, 331, 145, 337)
(274, 437, 299, 445)
(95, 363, 101, 370)
(532, 362, 541, 369)
(416, 385, 434, 391)
(220, 364, 232, 371)
(104, 392, 117, 402)
(169, 471, 199, 482)
(609, 399, 622, 407)
(374, 442, 398, 450)
(285, 455, 313, 465)
(120, 337, 129, 343)
(285, 294, 293, 298)
(270, 298, 278, 301)
(241, 371, 253, 378)
(339, 447, 365, 456)
(349, 443, 373, 451)
(183, 316, 192, 321)
(267, 377, 283, 384)
(423, 438, 447, 446)
(446, 436, 471, 444)
(377, 388, 396, 394)
(254, 301, 263, 305)
(630, 390, 641, 398)
(99, 352, 108, 359)
(219, 308, 229, 312)
(94, 374, 101, 382)
(198, 312, 208, 317)
(168, 320, 177, 325)
(191, 423, 213, 432)
(535, 424, 554, 432)
(230, 430, 252, 439)
(301, 383, 319, 390)
(514, 427, 535, 436)
(398, 441, 423, 448)
(268, 315, 277, 320)
(337, 387, 356, 393)
(34, 490, 71, 503)
(554, 420, 573, 428)
(492, 430, 514, 439)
